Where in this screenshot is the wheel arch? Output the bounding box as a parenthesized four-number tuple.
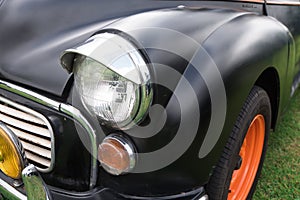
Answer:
(255, 67, 280, 130)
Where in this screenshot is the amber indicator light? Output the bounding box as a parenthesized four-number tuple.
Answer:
(0, 127, 23, 179)
(98, 135, 136, 175)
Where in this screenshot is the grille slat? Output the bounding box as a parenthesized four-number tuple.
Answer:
(0, 96, 54, 171)
(0, 112, 51, 138)
(25, 151, 52, 167)
(0, 104, 45, 125)
(21, 141, 51, 159)
(8, 126, 51, 149)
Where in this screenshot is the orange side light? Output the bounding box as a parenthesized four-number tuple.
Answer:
(98, 135, 136, 175)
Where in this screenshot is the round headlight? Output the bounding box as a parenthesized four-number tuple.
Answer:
(61, 33, 152, 129)
(74, 55, 140, 128)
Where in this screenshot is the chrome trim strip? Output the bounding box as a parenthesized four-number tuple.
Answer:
(122, 187, 206, 199)
(266, 0, 300, 6)
(22, 164, 52, 200)
(0, 165, 52, 200)
(0, 178, 26, 200)
(238, 0, 264, 3)
(0, 79, 98, 189)
(59, 103, 98, 188)
(291, 71, 300, 97)
(0, 81, 60, 111)
(234, 0, 300, 5)
(0, 96, 55, 172)
(199, 194, 209, 200)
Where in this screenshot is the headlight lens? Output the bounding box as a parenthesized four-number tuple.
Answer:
(62, 32, 152, 129)
(74, 56, 140, 128)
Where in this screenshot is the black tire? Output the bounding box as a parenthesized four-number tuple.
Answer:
(206, 86, 271, 200)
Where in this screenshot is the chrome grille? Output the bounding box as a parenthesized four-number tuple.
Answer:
(0, 96, 54, 172)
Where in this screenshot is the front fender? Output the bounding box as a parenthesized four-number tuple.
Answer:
(201, 13, 291, 163)
(73, 6, 291, 198)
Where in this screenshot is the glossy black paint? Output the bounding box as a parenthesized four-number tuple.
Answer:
(88, 7, 293, 197)
(0, 0, 263, 97)
(266, 2, 300, 93)
(0, 0, 300, 199)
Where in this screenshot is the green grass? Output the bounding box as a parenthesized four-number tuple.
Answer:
(253, 88, 300, 200)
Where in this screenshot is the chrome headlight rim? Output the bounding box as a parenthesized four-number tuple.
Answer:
(61, 31, 153, 130)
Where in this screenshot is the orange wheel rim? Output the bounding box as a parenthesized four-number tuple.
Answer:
(228, 114, 265, 200)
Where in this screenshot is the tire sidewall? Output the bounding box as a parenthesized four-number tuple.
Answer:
(206, 86, 271, 200)
(241, 87, 271, 199)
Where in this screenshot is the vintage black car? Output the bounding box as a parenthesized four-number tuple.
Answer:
(0, 0, 299, 199)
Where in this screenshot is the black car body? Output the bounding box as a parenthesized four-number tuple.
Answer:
(0, 0, 299, 199)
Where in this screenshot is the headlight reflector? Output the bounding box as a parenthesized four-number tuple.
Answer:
(74, 56, 140, 127)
